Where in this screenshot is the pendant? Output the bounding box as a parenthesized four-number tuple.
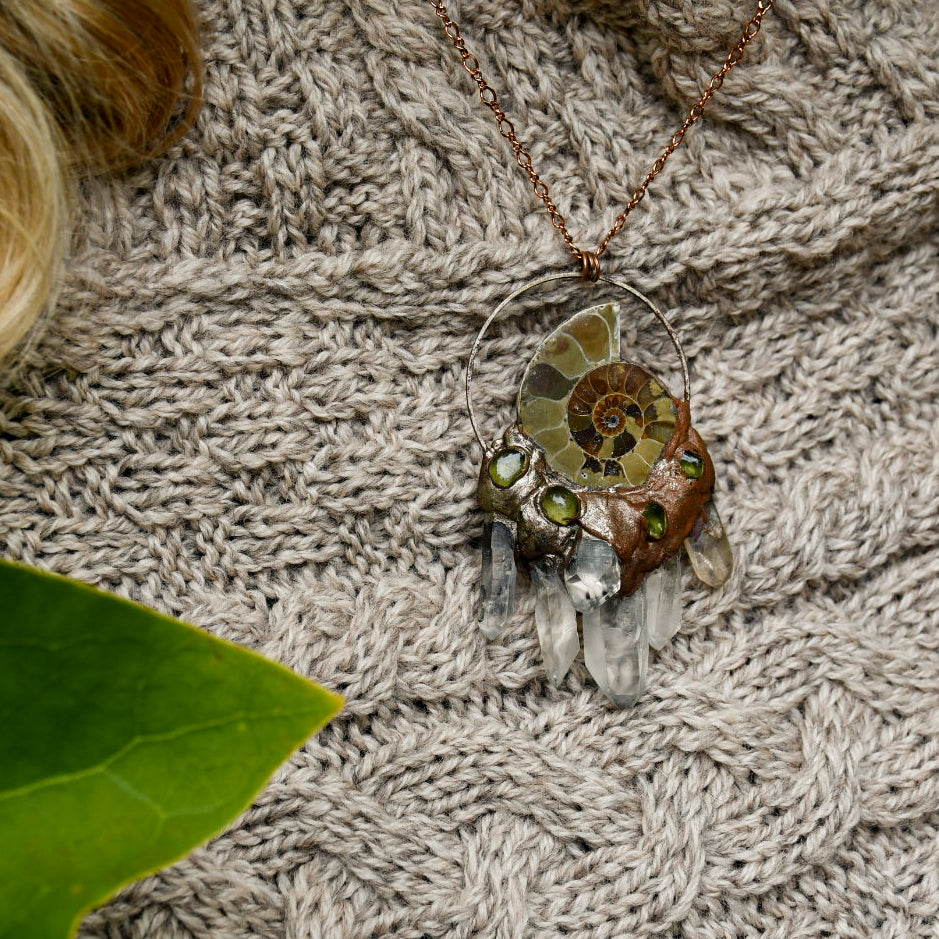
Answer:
(469, 274, 732, 707)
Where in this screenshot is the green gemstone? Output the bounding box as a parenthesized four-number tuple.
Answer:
(540, 485, 581, 526)
(679, 450, 705, 479)
(489, 448, 527, 488)
(643, 502, 668, 539)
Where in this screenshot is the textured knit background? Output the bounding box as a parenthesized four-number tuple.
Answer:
(3, 0, 939, 935)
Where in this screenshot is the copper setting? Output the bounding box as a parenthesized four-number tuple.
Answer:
(477, 398, 714, 596)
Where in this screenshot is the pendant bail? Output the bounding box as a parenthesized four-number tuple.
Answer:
(579, 250, 601, 283)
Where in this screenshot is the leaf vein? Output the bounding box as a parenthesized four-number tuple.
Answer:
(0, 708, 317, 803)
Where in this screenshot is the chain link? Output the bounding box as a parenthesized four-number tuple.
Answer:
(427, 0, 776, 275)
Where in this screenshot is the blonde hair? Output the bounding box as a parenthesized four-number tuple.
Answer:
(0, 0, 202, 362)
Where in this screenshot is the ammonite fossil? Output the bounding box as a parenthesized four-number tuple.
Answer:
(518, 304, 677, 488)
(470, 277, 734, 707)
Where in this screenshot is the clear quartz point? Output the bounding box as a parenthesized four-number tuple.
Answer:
(583, 588, 648, 708)
(684, 499, 734, 587)
(644, 552, 683, 651)
(563, 533, 621, 612)
(479, 515, 517, 639)
(530, 560, 580, 685)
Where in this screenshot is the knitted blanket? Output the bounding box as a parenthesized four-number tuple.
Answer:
(3, 0, 939, 935)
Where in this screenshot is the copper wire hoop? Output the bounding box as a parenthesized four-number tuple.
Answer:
(465, 273, 692, 451)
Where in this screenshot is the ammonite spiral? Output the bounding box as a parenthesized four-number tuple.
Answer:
(517, 304, 677, 488)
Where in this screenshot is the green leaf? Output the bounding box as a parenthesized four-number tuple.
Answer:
(0, 559, 342, 939)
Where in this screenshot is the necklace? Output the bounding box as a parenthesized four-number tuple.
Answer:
(429, 0, 776, 706)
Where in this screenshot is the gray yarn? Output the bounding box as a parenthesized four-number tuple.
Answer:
(3, 0, 939, 935)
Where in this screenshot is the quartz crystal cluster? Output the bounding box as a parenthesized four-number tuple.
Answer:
(475, 300, 734, 707)
(479, 507, 731, 707)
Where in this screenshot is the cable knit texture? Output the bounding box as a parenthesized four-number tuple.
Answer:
(3, 0, 939, 935)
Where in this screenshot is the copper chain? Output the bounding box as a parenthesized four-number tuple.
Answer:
(427, 0, 776, 278)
